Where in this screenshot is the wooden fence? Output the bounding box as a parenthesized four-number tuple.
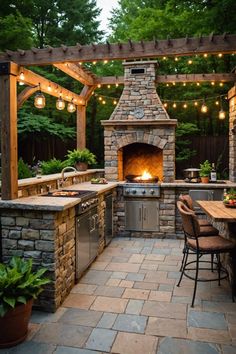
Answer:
(19, 135, 229, 178)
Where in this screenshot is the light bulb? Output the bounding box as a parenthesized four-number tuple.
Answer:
(19, 72, 25, 85)
(56, 96, 65, 110)
(188, 60, 193, 64)
(115, 83, 119, 87)
(219, 109, 226, 119)
(218, 53, 223, 58)
(173, 103, 177, 108)
(201, 103, 208, 113)
(194, 101, 198, 106)
(183, 82, 186, 86)
(183, 103, 187, 109)
(215, 101, 219, 105)
(164, 103, 168, 108)
(97, 84, 101, 88)
(34, 92, 45, 109)
(113, 100, 117, 105)
(211, 82, 215, 86)
(67, 100, 76, 113)
(102, 100, 106, 104)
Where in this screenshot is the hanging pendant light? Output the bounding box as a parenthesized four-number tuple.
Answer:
(219, 97, 226, 119)
(201, 100, 208, 113)
(67, 98, 76, 113)
(34, 83, 45, 109)
(56, 94, 65, 110)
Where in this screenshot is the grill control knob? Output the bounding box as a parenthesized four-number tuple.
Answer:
(132, 189, 136, 194)
(142, 190, 146, 194)
(150, 189, 155, 195)
(125, 189, 130, 194)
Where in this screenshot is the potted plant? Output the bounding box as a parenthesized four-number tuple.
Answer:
(0, 257, 50, 348)
(66, 148, 97, 171)
(199, 160, 212, 183)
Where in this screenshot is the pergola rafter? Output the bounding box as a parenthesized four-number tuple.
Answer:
(53, 63, 96, 86)
(1, 34, 236, 66)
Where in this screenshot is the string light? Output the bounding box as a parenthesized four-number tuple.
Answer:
(103, 60, 108, 64)
(183, 103, 187, 109)
(163, 56, 167, 60)
(211, 82, 215, 86)
(218, 53, 223, 58)
(194, 101, 198, 106)
(166, 83, 169, 87)
(215, 100, 219, 105)
(107, 85, 111, 89)
(19, 71, 25, 85)
(183, 82, 186, 86)
(174, 57, 179, 61)
(219, 82, 224, 86)
(48, 84, 52, 92)
(67, 98, 76, 113)
(203, 53, 208, 58)
(196, 82, 200, 86)
(115, 83, 119, 87)
(201, 101, 208, 113)
(92, 61, 97, 65)
(173, 103, 177, 108)
(102, 100, 106, 104)
(188, 60, 193, 64)
(172, 82, 176, 86)
(113, 100, 117, 105)
(219, 97, 226, 119)
(97, 84, 101, 88)
(98, 96, 102, 101)
(56, 94, 65, 110)
(164, 103, 168, 108)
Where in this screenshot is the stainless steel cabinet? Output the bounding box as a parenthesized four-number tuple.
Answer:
(76, 207, 99, 279)
(125, 200, 159, 231)
(189, 189, 223, 212)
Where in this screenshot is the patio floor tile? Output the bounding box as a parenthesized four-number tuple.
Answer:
(188, 311, 228, 330)
(94, 285, 125, 297)
(112, 313, 147, 333)
(157, 337, 220, 354)
(149, 290, 172, 302)
(222, 345, 236, 354)
(59, 308, 103, 327)
(125, 299, 144, 315)
(126, 273, 145, 281)
(111, 331, 158, 354)
(141, 301, 187, 319)
(90, 296, 128, 313)
(62, 294, 96, 310)
(4, 341, 56, 354)
(32, 323, 92, 347)
(55, 347, 102, 354)
(85, 328, 117, 352)
(122, 288, 149, 300)
(96, 313, 117, 329)
(79, 270, 112, 285)
(70, 284, 97, 295)
(187, 327, 231, 344)
(146, 317, 187, 338)
(105, 262, 140, 273)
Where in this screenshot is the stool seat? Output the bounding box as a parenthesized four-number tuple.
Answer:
(187, 235, 235, 252)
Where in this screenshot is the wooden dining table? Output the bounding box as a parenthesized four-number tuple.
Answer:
(197, 201, 236, 223)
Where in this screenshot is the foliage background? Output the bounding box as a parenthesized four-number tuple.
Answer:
(0, 0, 236, 176)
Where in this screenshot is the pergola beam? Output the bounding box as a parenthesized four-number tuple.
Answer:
(54, 63, 96, 86)
(18, 67, 85, 104)
(17, 86, 38, 109)
(1, 34, 236, 66)
(95, 73, 236, 85)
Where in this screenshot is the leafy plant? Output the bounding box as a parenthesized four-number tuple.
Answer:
(199, 160, 212, 177)
(175, 123, 199, 162)
(41, 158, 68, 175)
(18, 158, 32, 179)
(66, 149, 97, 166)
(0, 257, 50, 317)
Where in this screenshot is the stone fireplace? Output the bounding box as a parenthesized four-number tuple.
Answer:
(101, 60, 177, 182)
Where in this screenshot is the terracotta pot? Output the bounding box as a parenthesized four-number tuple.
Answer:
(75, 162, 88, 171)
(201, 176, 209, 183)
(0, 299, 33, 348)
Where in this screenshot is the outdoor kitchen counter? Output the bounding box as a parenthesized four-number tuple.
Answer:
(161, 180, 236, 188)
(0, 181, 118, 211)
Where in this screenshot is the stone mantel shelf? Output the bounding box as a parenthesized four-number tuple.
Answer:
(101, 119, 178, 126)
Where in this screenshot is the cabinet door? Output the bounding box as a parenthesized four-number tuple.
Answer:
(76, 213, 90, 279)
(125, 200, 142, 230)
(142, 201, 159, 231)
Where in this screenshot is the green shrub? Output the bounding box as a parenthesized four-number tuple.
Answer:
(18, 158, 32, 179)
(41, 158, 67, 175)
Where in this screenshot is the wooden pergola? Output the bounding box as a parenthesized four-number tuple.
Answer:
(0, 34, 236, 200)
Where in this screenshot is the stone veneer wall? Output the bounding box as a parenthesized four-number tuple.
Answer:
(1, 208, 76, 311)
(104, 125, 176, 182)
(228, 86, 236, 182)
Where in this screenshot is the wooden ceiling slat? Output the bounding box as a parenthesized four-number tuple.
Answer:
(1, 34, 236, 66)
(54, 63, 95, 86)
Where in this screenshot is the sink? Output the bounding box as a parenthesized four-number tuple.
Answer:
(42, 190, 94, 198)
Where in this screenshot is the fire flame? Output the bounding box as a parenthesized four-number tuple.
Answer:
(141, 171, 152, 180)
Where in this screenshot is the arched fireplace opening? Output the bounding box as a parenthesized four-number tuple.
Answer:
(118, 142, 163, 181)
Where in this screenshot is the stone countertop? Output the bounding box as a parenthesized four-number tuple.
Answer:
(161, 180, 236, 188)
(0, 182, 118, 211)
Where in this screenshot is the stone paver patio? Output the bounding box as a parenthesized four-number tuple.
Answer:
(1, 237, 236, 354)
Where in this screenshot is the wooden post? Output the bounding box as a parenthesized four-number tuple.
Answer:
(228, 85, 236, 182)
(76, 104, 86, 149)
(0, 62, 18, 199)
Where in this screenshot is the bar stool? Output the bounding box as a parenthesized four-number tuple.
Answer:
(177, 200, 235, 307)
(179, 194, 219, 271)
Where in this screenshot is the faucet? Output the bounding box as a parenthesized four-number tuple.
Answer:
(60, 166, 77, 186)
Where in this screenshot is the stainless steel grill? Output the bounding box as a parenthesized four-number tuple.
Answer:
(123, 183, 161, 198)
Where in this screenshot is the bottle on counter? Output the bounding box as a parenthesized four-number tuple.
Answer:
(210, 163, 217, 182)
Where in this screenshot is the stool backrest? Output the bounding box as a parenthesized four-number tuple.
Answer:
(179, 194, 194, 211)
(177, 201, 200, 238)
